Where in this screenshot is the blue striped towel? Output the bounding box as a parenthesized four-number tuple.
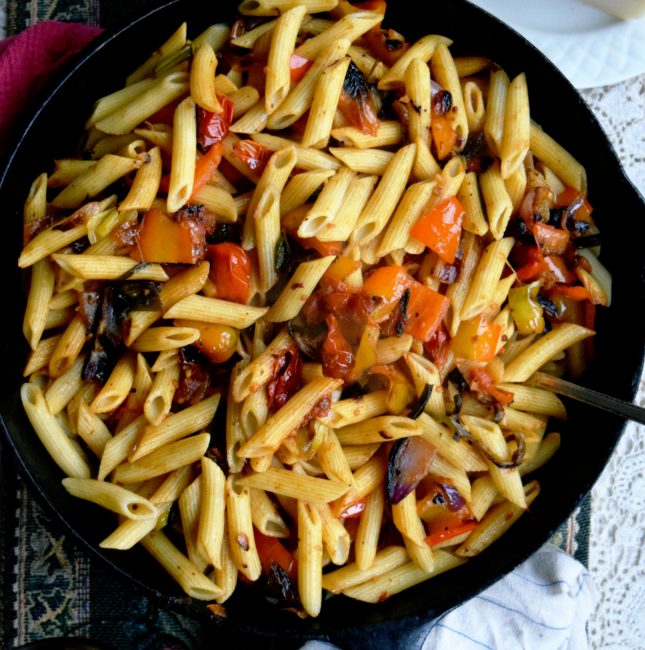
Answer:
(303, 544, 598, 650)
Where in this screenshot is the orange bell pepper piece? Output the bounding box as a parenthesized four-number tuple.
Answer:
(405, 282, 450, 342)
(556, 186, 593, 222)
(134, 208, 197, 264)
(532, 221, 570, 256)
(451, 316, 501, 362)
(411, 196, 465, 264)
(431, 113, 458, 160)
(361, 265, 409, 301)
(548, 285, 590, 301)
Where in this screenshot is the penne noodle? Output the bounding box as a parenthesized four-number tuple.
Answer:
(21, 383, 90, 479)
(265, 6, 307, 113)
(62, 478, 158, 520)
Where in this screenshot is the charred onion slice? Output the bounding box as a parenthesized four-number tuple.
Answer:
(408, 384, 433, 420)
(387, 436, 437, 504)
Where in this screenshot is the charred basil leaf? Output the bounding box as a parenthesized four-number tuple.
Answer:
(275, 232, 292, 274)
(537, 293, 558, 318)
(288, 319, 327, 360)
(343, 61, 370, 101)
(460, 132, 494, 173)
(447, 367, 469, 394)
(206, 222, 242, 245)
(175, 346, 211, 407)
(82, 281, 161, 382)
(71, 236, 91, 253)
(573, 234, 601, 249)
(265, 561, 301, 608)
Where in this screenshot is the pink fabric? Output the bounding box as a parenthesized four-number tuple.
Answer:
(0, 20, 103, 154)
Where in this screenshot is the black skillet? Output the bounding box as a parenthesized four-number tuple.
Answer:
(1, 1, 644, 648)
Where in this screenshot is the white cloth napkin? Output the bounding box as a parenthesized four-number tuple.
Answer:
(301, 543, 598, 650)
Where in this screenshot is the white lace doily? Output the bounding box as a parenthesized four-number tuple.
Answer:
(579, 76, 645, 650)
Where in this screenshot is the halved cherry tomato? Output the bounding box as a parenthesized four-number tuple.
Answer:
(197, 96, 235, 151)
(207, 242, 252, 304)
(322, 314, 355, 381)
(411, 196, 465, 264)
(232, 139, 274, 176)
(266, 347, 303, 411)
(363, 27, 410, 67)
(175, 319, 238, 363)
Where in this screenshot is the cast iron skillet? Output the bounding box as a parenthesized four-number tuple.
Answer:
(1, 1, 644, 647)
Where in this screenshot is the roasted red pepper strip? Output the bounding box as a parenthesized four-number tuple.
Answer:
(207, 242, 252, 304)
(425, 515, 478, 548)
(191, 141, 223, 197)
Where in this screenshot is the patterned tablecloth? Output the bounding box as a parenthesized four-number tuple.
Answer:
(0, 2, 643, 649)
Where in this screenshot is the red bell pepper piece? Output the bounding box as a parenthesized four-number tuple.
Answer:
(290, 53, 313, 83)
(425, 513, 477, 548)
(431, 113, 458, 160)
(556, 186, 593, 221)
(411, 196, 465, 264)
(548, 285, 590, 301)
(532, 221, 570, 256)
(254, 529, 297, 581)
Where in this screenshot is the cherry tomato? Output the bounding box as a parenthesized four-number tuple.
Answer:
(207, 242, 252, 304)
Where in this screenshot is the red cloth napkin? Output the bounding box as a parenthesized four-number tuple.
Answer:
(0, 20, 103, 156)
